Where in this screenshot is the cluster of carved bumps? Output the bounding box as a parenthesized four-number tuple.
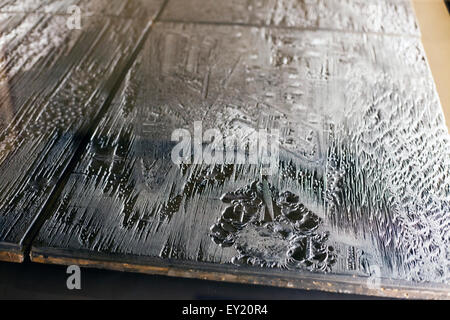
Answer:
(210, 181, 336, 271)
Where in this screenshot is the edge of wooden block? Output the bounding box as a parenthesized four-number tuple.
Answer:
(30, 246, 450, 300)
(0, 243, 24, 263)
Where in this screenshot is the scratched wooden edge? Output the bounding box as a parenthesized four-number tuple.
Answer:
(30, 246, 450, 299)
(0, 242, 24, 263)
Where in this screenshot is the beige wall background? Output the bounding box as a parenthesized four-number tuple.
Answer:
(412, 0, 450, 132)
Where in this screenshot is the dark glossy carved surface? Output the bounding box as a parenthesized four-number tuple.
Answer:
(0, 0, 448, 298)
(0, 1, 165, 255)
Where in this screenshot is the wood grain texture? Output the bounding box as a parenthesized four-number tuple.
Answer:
(31, 18, 450, 298)
(0, 1, 166, 260)
(0, 0, 165, 19)
(160, 0, 420, 35)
